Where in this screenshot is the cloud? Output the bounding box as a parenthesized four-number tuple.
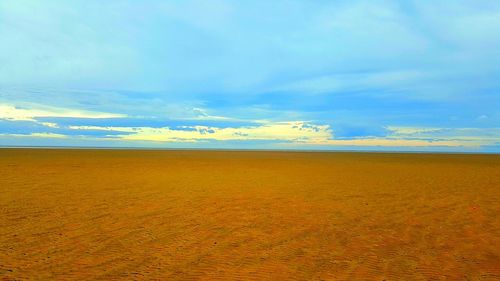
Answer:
(69, 121, 332, 143)
(270, 70, 427, 95)
(293, 126, 499, 148)
(0, 132, 67, 139)
(61, 122, 500, 149)
(299, 138, 475, 147)
(299, 126, 500, 147)
(1, 112, 498, 151)
(0, 103, 126, 123)
(1, 0, 499, 95)
(386, 126, 442, 135)
(387, 126, 500, 141)
(189, 107, 237, 121)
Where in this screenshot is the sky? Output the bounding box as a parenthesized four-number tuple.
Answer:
(0, 0, 499, 152)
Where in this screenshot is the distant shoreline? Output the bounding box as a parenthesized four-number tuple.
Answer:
(0, 145, 498, 155)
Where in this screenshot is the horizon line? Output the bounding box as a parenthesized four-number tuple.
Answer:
(1, 145, 498, 155)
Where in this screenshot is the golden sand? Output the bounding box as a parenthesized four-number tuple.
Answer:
(1, 149, 499, 280)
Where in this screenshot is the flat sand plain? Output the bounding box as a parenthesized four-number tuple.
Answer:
(0, 149, 499, 280)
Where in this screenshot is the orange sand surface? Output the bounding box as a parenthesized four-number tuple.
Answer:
(1, 149, 499, 280)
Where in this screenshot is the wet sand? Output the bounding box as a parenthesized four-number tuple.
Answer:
(1, 149, 499, 280)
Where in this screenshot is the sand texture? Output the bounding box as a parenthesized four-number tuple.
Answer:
(1, 149, 499, 280)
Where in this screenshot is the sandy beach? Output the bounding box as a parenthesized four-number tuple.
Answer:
(1, 149, 499, 280)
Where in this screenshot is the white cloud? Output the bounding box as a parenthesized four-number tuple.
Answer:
(298, 138, 484, 147)
(189, 107, 235, 121)
(296, 126, 499, 147)
(0, 132, 67, 139)
(2, 119, 498, 149)
(0, 103, 126, 123)
(67, 122, 500, 148)
(386, 126, 442, 135)
(387, 126, 500, 141)
(70, 121, 332, 143)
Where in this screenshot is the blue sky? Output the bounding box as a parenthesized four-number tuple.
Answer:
(0, 0, 499, 151)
